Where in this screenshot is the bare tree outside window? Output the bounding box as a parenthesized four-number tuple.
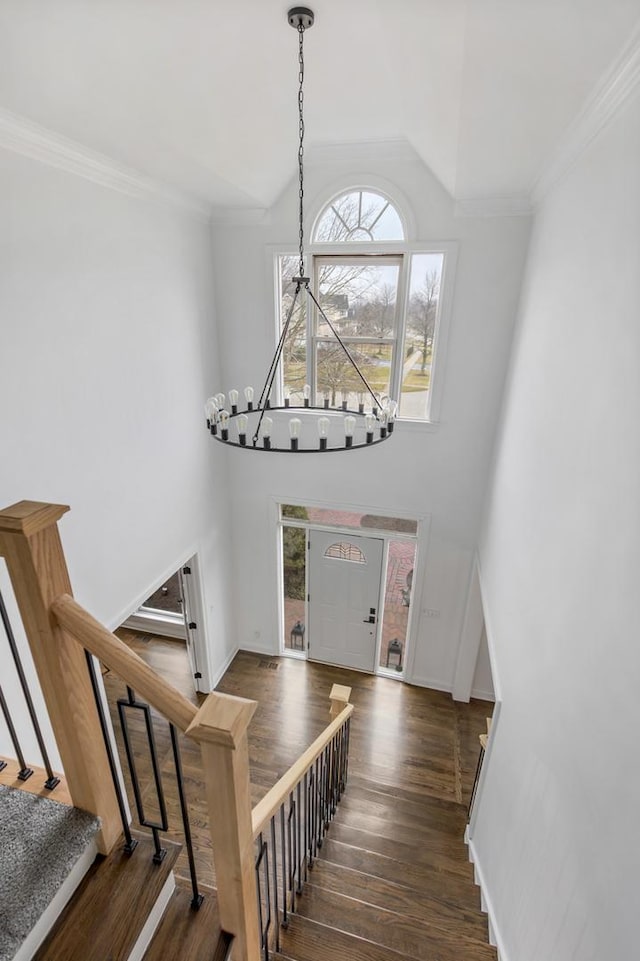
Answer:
(408, 269, 440, 374)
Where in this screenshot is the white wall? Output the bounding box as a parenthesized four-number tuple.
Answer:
(471, 624, 495, 701)
(474, 96, 640, 959)
(211, 143, 530, 689)
(0, 148, 235, 768)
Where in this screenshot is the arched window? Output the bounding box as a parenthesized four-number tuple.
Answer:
(313, 190, 404, 243)
(324, 541, 367, 563)
(276, 185, 452, 424)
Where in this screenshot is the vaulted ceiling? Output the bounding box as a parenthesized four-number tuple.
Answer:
(0, 0, 638, 210)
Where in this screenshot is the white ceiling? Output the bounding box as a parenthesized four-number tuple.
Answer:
(0, 0, 638, 210)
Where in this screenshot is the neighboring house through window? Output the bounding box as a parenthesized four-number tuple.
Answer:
(275, 187, 455, 423)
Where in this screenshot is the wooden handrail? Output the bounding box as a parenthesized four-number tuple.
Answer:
(51, 593, 197, 732)
(251, 702, 354, 838)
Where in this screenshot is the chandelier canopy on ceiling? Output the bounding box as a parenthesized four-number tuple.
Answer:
(204, 7, 398, 453)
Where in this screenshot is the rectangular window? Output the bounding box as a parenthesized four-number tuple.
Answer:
(400, 253, 444, 420)
(277, 250, 445, 422)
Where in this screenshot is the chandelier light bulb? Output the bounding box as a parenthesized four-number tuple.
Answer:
(229, 389, 239, 414)
(244, 386, 254, 410)
(387, 399, 398, 433)
(344, 415, 356, 448)
(236, 413, 249, 446)
(284, 386, 291, 408)
(341, 392, 348, 411)
(219, 409, 230, 441)
(379, 408, 389, 439)
(289, 417, 302, 450)
(365, 413, 376, 444)
(318, 416, 330, 450)
(303, 384, 311, 408)
(262, 416, 273, 449)
(322, 391, 330, 409)
(214, 392, 225, 409)
(358, 392, 365, 413)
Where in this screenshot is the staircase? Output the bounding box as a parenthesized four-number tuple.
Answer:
(0, 500, 495, 961)
(275, 773, 496, 961)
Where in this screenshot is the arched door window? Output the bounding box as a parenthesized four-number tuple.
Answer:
(324, 541, 367, 563)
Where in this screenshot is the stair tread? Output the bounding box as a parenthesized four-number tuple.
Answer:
(142, 880, 232, 961)
(307, 857, 490, 939)
(295, 882, 496, 961)
(347, 772, 466, 812)
(334, 803, 471, 859)
(278, 914, 428, 961)
(34, 832, 180, 961)
(325, 820, 476, 881)
(319, 837, 481, 911)
(340, 782, 468, 833)
(279, 911, 495, 961)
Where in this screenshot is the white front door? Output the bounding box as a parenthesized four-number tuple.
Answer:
(308, 530, 384, 672)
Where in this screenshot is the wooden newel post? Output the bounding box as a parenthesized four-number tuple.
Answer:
(187, 692, 261, 961)
(329, 683, 352, 719)
(0, 501, 122, 854)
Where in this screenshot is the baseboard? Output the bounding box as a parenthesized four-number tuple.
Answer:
(239, 641, 280, 657)
(210, 645, 240, 689)
(13, 839, 98, 961)
(127, 872, 175, 961)
(465, 828, 510, 961)
(407, 673, 452, 694)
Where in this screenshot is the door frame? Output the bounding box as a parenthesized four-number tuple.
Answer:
(274, 495, 430, 682)
(120, 550, 211, 695)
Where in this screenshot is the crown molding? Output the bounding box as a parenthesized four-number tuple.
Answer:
(0, 107, 211, 222)
(454, 196, 532, 218)
(532, 24, 640, 205)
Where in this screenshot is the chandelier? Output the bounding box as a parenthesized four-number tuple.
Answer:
(204, 7, 397, 453)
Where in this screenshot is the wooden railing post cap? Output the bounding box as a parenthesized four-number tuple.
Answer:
(186, 691, 257, 749)
(0, 500, 70, 537)
(330, 683, 351, 705)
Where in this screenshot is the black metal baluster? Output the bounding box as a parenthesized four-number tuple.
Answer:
(117, 687, 168, 863)
(303, 771, 309, 881)
(287, 792, 297, 913)
(296, 780, 303, 894)
(336, 728, 344, 802)
(307, 767, 315, 868)
(255, 834, 271, 961)
(0, 588, 58, 787)
(270, 816, 280, 952)
(313, 756, 321, 855)
(280, 805, 288, 928)
(344, 717, 351, 787)
(169, 723, 203, 908)
(333, 732, 340, 812)
(0, 682, 32, 780)
(84, 651, 137, 853)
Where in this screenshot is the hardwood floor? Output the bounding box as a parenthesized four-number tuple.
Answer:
(104, 630, 494, 961)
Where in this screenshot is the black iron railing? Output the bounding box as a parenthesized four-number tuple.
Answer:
(0, 587, 60, 789)
(254, 716, 351, 960)
(85, 652, 204, 909)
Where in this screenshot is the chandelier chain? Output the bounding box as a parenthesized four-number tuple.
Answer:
(297, 22, 305, 279)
